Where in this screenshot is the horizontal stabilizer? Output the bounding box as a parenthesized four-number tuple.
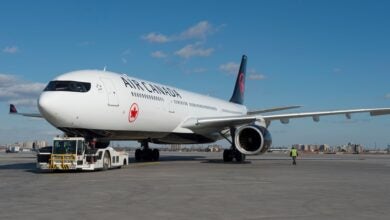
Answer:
(10, 104, 17, 113)
(9, 104, 42, 118)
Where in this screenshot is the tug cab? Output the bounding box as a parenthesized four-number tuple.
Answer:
(37, 137, 128, 171)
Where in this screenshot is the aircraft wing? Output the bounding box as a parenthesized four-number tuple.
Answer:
(9, 104, 42, 118)
(182, 108, 390, 130)
(262, 108, 390, 123)
(247, 105, 302, 115)
(182, 115, 259, 129)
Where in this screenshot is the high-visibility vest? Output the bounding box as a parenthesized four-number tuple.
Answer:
(291, 149, 298, 157)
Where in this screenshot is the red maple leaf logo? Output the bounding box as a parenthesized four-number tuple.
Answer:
(239, 73, 245, 94)
(128, 103, 139, 123)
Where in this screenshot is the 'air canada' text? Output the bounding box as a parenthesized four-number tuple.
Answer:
(121, 76, 182, 99)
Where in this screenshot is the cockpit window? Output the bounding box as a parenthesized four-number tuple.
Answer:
(44, 81, 91, 92)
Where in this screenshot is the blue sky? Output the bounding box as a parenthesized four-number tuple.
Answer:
(1, 0, 390, 147)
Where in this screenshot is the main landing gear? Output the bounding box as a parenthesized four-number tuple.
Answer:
(223, 148, 246, 162)
(135, 141, 160, 162)
(221, 128, 246, 163)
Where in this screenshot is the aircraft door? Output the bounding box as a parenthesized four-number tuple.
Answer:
(168, 100, 175, 113)
(100, 78, 119, 106)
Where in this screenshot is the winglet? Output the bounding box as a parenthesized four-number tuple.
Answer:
(10, 104, 17, 114)
(229, 55, 247, 105)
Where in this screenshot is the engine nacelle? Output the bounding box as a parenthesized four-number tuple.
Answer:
(234, 125, 272, 155)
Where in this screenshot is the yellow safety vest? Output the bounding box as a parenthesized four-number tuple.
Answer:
(291, 149, 298, 157)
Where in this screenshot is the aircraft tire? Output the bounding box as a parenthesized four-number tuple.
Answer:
(152, 149, 160, 161)
(102, 152, 110, 171)
(234, 151, 246, 162)
(135, 149, 142, 162)
(142, 148, 153, 161)
(223, 149, 233, 162)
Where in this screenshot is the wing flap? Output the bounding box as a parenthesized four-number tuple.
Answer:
(247, 105, 302, 115)
(370, 109, 390, 116)
(182, 115, 258, 130)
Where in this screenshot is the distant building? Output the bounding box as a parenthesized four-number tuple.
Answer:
(6, 140, 48, 150)
(206, 144, 222, 152)
(319, 144, 330, 152)
(292, 143, 331, 153)
(170, 144, 181, 151)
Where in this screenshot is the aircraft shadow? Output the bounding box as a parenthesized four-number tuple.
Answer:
(0, 162, 37, 173)
(201, 159, 252, 164)
(0, 162, 89, 174)
(128, 155, 205, 163)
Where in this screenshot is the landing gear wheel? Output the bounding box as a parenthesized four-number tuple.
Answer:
(234, 151, 246, 162)
(223, 149, 234, 162)
(152, 149, 160, 161)
(142, 148, 153, 161)
(135, 149, 142, 162)
(135, 141, 159, 162)
(102, 152, 110, 171)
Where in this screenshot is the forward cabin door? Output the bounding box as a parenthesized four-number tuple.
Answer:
(100, 78, 119, 107)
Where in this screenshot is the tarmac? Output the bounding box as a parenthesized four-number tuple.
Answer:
(0, 151, 390, 220)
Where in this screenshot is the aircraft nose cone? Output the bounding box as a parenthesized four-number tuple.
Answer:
(38, 93, 58, 122)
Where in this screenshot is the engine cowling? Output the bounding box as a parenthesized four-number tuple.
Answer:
(234, 125, 272, 155)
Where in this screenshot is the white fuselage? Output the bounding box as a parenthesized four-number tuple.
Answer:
(38, 70, 247, 144)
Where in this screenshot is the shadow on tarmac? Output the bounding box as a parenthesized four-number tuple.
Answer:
(201, 159, 252, 164)
(0, 162, 37, 173)
(128, 155, 205, 163)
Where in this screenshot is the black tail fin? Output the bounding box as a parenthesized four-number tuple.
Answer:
(10, 104, 17, 113)
(229, 55, 247, 105)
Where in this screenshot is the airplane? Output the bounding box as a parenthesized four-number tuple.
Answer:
(9, 55, 390, 162)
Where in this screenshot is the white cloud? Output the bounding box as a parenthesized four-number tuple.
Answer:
(179, 21, 213, 40)
(122, 49, 132, 56)
(121, 58, 128, 64)
(219, 62, 239, 74)
(0, 74, 17, 86)
(248, 74, 266, 80)
(142, 20, 220, 43)
(0, 82, 45, 99)
(151, 50, 168, 58)
(385, 94, 390, 99)
(8, 98, 38, 107)
(2, 46, 19, 54)
(142, 32, 170, 43)
(175, 44, 214, 58)
(219, 63, 266, 80)
(192, 68, 207, 73)
(248, 69, 266, 80)
(0, 73, 45, 107)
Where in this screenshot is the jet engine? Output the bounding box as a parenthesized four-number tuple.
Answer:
(234, 125, 272, 155)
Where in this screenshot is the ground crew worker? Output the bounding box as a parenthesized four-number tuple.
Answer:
(290, 147, 298, 165)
